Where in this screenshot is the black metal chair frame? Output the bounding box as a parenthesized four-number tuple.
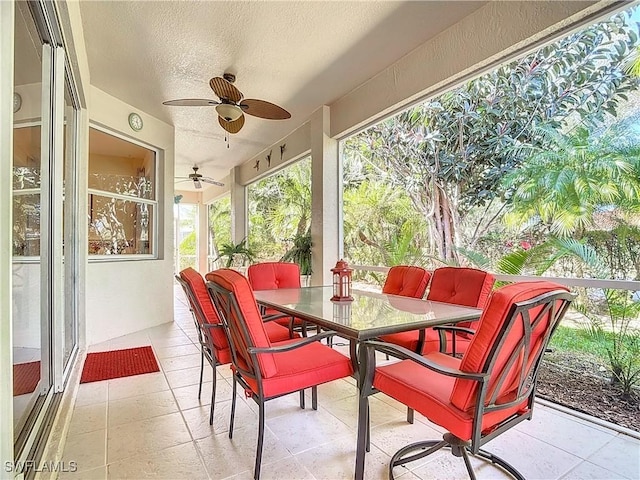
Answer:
(175, 274, 225, 425)
(355, 289, 574, 480)
(207, 279, 338, 480)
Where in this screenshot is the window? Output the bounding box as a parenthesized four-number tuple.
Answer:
(247, 157, 311, 262)
(88, 127, 157, 257)
(207, 195, 231, 270)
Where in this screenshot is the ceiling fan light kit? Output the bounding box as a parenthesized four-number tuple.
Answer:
(175, 166, 224, 189)
(215, 103, 243, 122)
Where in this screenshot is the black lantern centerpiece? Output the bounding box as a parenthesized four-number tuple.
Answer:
(331, 259, 353, 301)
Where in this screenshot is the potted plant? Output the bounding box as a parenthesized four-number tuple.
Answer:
(281, 232, 312, 285)
(214, 238, 256, 270)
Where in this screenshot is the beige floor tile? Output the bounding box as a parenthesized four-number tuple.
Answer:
(150, 335, 195, 348)
(586, 434, 640, 479)
(154, 343, 200, 359)
(75, 381, 109, 407)
(172, 380, 234, 411)
(107, 389, 178, 427)
(308, 378, 357, 404)
(294, 433, 391, 480)
(406, 449, 513, 480)
(561, 460, 627, 480)
(61, 429, 107, 473)
(107, 412, 192, 463)
(182, 397, 256, 440)
(107, 441, 208, 480)
(485, 428, 582, 479)
(159, 353, 202, 372)
(369, 418, 443, 460)
(196, 424, 291, 479)
(164, 365, 209, 389)
(266, 406, 353, 455)
(58, 465, 107, 480)
(68, 402, 107, 436)
(515, 406, 616, 459)
(323, 393, 405, 430)
(244, 390, 308, 419)
(107, 371, 169, 401)
(252, 455, 315, 480)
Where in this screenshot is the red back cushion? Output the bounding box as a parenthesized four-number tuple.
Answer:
(179, 268, 228, 350)
(427, 267, 495, 308)
(247, 262, 301, 290)
(206, 269, 277, 378)
(382, 266, 431, 298)
(451, 281, 569, 412)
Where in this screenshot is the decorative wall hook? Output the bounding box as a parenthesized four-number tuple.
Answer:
(254, 158, 260, 171)
(266, 149, 272, 167)
(280, 143, 286, 160)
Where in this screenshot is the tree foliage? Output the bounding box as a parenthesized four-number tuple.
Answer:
(344, 10, 639, 261)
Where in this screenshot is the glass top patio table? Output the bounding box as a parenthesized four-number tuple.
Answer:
(253, 286, 481, 341)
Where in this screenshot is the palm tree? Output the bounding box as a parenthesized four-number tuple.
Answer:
(502, 125, 640, 237)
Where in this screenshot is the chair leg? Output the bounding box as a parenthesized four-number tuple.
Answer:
(209, 364, 216, 425)
(254, 401, 265, 480)
(406, 407, 414, 424)
(198, 349, 204, 399)
(459, 446, 477, 480)
(299, 389, 306, 409)
(311, 386, 317, 410)
(229, 376, 237, 439)
(389, 439, 447, 480)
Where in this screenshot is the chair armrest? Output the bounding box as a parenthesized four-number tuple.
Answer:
(432, 325, 476, 336)
(201, 323, 223, 330)
(248, 330, 338, 354)
(364, 340, 487, 382)
(261, 312, 292, 323)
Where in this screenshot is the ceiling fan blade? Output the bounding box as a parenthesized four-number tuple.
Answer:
(175, 179, 191, 183)
(219, 115, 245, 134)
(241, 99, 291, 120)
(209, 76, 243, 103)
(193, 179, 202, 189)
(163, 98, 219, 106)
(200, 178, 225, 187)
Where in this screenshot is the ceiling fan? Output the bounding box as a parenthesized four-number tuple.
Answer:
(176, 166, 224, 189)
(163, 73, 291, 135)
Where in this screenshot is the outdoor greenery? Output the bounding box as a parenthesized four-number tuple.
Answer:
(213, 238, 256, 268)
(204, 8, 640, 398)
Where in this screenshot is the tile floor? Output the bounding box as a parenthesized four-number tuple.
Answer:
(57, 287, 640, 479)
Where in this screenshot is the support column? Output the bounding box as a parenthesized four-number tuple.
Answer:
(310, 106, 340, 286)
(229, 166, 247, 244)
(198, 199, 208, 272)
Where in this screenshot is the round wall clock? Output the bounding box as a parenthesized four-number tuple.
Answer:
(13, 93, 22, 113)
(128, 112, 143, 131)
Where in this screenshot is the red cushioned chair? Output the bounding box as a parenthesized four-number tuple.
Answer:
(247, 261, 309, 336)
(354, 281, 574, 480)
(378, 266, 431, 353)
(207, 269, 354, 480)
(176, 268, 293, 425)
(425, 266, 496, 355)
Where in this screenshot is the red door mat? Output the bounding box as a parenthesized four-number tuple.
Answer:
(80, 346, 160, 384)
(13, 361, 40, 396)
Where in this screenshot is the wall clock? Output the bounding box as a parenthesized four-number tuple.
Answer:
(13, 93, 22, 113)
(128, 112, 143, 131)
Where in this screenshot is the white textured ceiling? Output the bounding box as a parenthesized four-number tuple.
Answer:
(79, 1, 486, 191)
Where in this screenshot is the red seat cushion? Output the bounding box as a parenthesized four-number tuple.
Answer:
(383, 266, 431, 298)
(248, 262, 301, 290)
(374, 352, 527, 440)
(242, 339, 353, 398)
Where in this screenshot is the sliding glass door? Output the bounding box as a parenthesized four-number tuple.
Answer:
(12, 0, 80, 469)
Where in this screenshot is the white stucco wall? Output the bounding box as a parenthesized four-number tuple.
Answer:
(85, 87, 175, 345)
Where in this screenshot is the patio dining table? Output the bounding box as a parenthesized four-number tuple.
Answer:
(253, 286, 482, 373)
